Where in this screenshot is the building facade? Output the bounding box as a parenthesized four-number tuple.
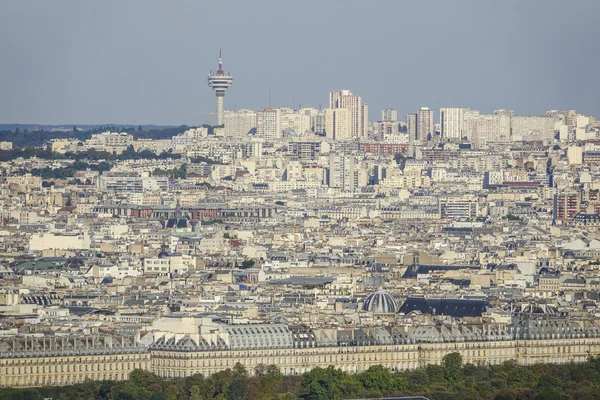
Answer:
(256, 108, 282, 140)
(2, 318, 600, 387)
(417, 107, 434, 142)
(329, 90, 368, 139)
(0, 336, 149, 388)
(325, 108, 350, 141)
(382, 108, 398, 122)
(440, 108, 466, 141)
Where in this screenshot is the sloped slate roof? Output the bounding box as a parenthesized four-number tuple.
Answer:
(398, 297, 488, 318)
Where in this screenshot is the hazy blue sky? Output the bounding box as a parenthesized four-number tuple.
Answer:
(1, 0, 599, 125)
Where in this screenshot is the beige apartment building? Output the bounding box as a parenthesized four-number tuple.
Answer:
(0, 336, 149, 388)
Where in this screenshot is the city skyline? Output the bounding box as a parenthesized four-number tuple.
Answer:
(1, 0, 599, 125)
(3, 1, 600, 398)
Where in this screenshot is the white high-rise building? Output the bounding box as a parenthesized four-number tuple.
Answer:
(511, 115, 560, 140)
(256, 108, 281, 140)
(382, 108, 398, 122)
(472, 114, 495, 148)
(328, 153, 355, 192)
(493, 109, 512, 141)
(440, 108, 466, 141)
(329, 90, 368, 139)
(417, 107, 434, 142)
(458, 109, 512, 148)
(463, 109, 482, 142)
(324, 108, 350, 141)
(223, 109, 256, 137)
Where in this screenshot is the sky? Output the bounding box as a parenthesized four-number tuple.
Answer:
(1, 0, 599, 126)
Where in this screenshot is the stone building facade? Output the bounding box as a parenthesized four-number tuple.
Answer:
(1, 318, 600, 387)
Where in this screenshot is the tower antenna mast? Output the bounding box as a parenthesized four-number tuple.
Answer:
(207, 50, 233, 126)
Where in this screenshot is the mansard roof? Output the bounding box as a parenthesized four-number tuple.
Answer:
(399, 297, 489, 318)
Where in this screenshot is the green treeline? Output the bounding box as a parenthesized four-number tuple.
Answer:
(30, 161, 112, 180)
(153, 165, 187, 180)
(0, 126, 191, 148)
(3, 147, 185, 180)
(0, 147, 181, 163)
(2, 146, 228, 180)
(3, 353, 600, 400)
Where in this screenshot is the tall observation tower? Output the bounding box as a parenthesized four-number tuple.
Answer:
(207, 50, 233, 126)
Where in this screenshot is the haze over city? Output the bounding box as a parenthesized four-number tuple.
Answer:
(1, 0, 600, 125)
(3, 2, 600, 400)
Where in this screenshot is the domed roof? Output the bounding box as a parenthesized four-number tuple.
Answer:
(362, 288, 398, 314)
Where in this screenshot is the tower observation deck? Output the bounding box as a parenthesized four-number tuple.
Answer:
(207, 50, 233, 126)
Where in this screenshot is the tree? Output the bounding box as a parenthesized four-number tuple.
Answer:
(360, 365, 394, 394)
(16, 389, 41, 400)
(241, 259, 256, 269)
(247, 364, 284, 399)
(533, 389, 563, 400)
(129, 369, 162, 389)
(442, 352, 463, 382)
(301, 366, 350, 400)
(492, 392, 516, 400)
(232, 362, 248, 378)
(226, 377, 246, 400)
(394, 153, 411, 170)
